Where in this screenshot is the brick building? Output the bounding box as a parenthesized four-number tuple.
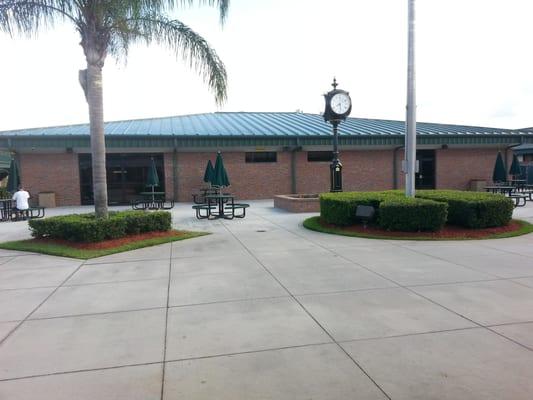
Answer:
(1, 112, 532, 206)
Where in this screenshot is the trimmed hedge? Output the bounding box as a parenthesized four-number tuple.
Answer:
(320, 191, 400, 226)
(29, 210, 171, 242)
(416, 190, 513, 228)
(379, 198, 447, 232)
(320, 189, 513, 231)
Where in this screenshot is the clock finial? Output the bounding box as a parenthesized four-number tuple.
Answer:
(332, 77, 338, 90)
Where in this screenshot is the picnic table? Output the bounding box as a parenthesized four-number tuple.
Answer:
(192, 193, 249, 220)
(206, 194, 235, 219)
(0, 199, 45, 221)
(0, 199, 12, 221)
(131, 192, 174, 210)
(484, 186, 515, 195)
(192, 188, 219, 204)
(510, 179, 527, 190)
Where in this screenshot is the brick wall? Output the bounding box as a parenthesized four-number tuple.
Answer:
(295, 150, 394, 194)
(175, 151, 292, 201)
(436, 148, 506, 190)
(163, 152, 175, 201)
(17, 147, 512, 205)
(20, 153, 80, 206)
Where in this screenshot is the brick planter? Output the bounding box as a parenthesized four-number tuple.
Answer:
(274, 194, 320, 213)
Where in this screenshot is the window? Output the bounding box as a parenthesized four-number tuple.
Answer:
(307, 151, 333, 162)
(245, 152, 277, 163)
(79, 153, 165, 205)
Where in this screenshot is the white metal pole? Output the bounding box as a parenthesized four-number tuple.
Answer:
(405, 0, 417, 197)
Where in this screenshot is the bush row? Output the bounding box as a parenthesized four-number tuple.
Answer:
(416, 190, 513, 228)
(320, 191, 399, 226)
(29, 210, 172, 242)
(320, 190, 513, 231)
(379, 197, 448, 232)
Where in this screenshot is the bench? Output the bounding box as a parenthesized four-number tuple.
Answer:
(518, 190, 533, 201)
(132, 199, 174, 210)
(192, 204, 215, 219)
(28, 207, 45, 218)
(509, 193, 528, 207)
(11, 207, 45, 220)
(228, 203, 250, 218)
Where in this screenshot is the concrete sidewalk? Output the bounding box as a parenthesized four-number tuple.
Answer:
(0, 200, 533, 399)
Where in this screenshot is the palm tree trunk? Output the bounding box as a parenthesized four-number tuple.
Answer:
(86, 63, 108, 218)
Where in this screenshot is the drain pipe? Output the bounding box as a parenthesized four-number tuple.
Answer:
(173, 138, 178, 201)
(393, 146, 404, 189)
(504, 143, 517, 171)
(284, 144, 302, 194)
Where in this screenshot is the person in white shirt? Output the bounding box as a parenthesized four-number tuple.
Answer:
(12, 185, 30, 219)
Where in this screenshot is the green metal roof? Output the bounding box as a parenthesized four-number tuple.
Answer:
(1, 112, 532, 149)
(1, 112, 531, 137)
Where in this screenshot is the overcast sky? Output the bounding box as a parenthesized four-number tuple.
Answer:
(0, 0, 532, 131)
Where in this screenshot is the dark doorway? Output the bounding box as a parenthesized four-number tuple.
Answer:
(415, 150, 436, 189)
(79, 154, 165, 205)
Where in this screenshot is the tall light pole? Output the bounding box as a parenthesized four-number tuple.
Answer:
(405, 0, 417, 197)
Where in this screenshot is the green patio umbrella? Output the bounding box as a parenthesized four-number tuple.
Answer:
(492, 152, 507, 184)
(212, 151, 230, 190)
(146, 157, 160, 202)
(6, 158, 20, 194)
(509, 153, 521, 177)
(203, 159, 215, 185)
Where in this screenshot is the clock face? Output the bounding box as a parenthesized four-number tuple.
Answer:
(330, 93, 351, 115)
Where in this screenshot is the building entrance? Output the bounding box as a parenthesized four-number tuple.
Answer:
(415, 150, 436, 189)
(79, 153, 165, 205)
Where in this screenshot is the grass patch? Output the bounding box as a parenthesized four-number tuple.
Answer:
(0, 230, 208, 259)
(303, 216, 533, 241)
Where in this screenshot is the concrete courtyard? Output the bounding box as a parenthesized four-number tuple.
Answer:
(1, 201, 533, 399)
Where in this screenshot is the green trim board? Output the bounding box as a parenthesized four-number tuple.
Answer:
(0, 134, 530, 151)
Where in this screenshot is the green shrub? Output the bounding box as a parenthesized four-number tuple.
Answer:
(0, 187, 9, 199)
(416, 190, 513, 228)
(320, 191, 402, 226)
(29, 210, 172, 242)
(320, 189, 512, 231)
(379, 197, 447, 232)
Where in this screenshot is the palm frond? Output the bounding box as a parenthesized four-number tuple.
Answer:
(172, 0, 229, 24)
(0, 0, 76, 37)
(127, 15, 227, 103)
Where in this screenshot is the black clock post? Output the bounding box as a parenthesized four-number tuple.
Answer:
(323, 78, 352, 192)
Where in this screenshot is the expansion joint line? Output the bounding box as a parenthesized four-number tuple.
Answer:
(160, 244, 174, 400)
(254, 213, 533, 353)
(219, 217, 393, 400)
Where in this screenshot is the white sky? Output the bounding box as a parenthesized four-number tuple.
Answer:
(0, 0, 532, 131)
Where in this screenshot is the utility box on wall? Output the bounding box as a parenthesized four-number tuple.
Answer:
(469, 179, 486, 192)
(38, 192, 56, 208)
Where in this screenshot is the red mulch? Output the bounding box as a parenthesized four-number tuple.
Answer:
(33, 230, 185, 250)
(319, 219, 523, 239)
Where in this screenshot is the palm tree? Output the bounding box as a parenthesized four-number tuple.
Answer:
(0, 0, 228, 217)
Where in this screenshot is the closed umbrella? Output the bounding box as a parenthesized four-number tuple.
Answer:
(509, 154, 521, 177)
(146, 157, 160, 203)
(6, 158, 20, 194)
(212, 151, 230, 190)
(492, 152, 507, 184)
(203, 159, 215, 185)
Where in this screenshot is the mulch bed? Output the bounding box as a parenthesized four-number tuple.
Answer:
(33, 230, 185, 250)
(318, 218, 522, 239)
